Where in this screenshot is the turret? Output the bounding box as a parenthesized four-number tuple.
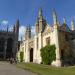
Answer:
(38, 8, 43, 18)
(25, 25, 31, 40)
(52, 11, 61, 66)
(71, 19, 75, 30)
(38, 8, 43, 32)
(35, 8, 47, 34)
(13, 19, 20, 58)
(15, 19, 20, 41)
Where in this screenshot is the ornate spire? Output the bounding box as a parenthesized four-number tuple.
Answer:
(15, 19, 20, 40)
(71, 19, 75, 30)
(53, 10, 58, 25)
(25, 25, 31, 40)
(16, 19, 19, 26)
(38, 7, 43, 18)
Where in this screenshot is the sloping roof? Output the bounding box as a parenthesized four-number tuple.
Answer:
(59, 23, 70, 32)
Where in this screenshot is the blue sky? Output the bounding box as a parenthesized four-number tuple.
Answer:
(0, 0, 75, 39)
(0, 0, 75, 25)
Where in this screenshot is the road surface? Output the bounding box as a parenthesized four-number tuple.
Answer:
(0, 61, 37, 75)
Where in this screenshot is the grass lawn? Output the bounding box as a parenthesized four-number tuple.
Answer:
(16, 63, 75, 75)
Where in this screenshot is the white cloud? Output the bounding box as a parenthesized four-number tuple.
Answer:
(19, 25, 26, 40)
(1, 20, 8, 25)
(31, 26, 35, 36)
(19, 25, 35, 41)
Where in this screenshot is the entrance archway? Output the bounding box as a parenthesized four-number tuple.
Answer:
(30, 48, 33, 62)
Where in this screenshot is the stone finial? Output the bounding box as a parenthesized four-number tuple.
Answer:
(71, 19, 75, 30)
(53, 10, 58, 25)
(63, 18, 66, 24)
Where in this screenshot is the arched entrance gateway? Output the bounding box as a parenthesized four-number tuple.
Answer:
(30, 48, 33, 62)
(29, 40, 34, 62)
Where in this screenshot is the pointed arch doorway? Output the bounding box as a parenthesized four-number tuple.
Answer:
(30, 48, 33, 62)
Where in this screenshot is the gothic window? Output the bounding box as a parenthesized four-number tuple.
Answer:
(46, 37, 50, 45)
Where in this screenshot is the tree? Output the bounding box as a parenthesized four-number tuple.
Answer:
(40, 44, 56, 65)
(20, 51, 24, 62)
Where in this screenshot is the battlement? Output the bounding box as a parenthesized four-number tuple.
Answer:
(0, 25, 13, 32)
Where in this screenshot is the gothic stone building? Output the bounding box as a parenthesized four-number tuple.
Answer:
(0, 20, 19, 60)
(18, 9, 75, 67)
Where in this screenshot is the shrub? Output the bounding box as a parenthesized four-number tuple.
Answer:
(20, 51, 24, 62)
(40, 44, 56, 65)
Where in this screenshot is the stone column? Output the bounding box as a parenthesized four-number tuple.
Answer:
(25, 40, 30, 62)
(51, 25, 61, 67)
(33, 35, 37, 63)
(4, 40, 7, 59)
(37, 32, 42, 64)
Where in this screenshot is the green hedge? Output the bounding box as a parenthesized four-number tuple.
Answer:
(20, 51, 24, 62)
(40, 44, 56, 65)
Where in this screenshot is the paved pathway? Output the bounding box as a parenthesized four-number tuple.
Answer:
(0, 61, 37, 75)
